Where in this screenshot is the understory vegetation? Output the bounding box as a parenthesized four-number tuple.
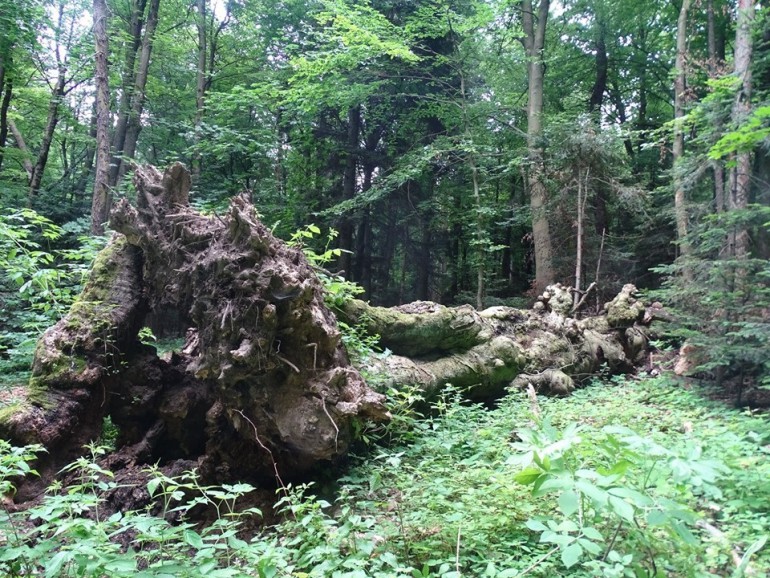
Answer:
(1, 373, 768, 577)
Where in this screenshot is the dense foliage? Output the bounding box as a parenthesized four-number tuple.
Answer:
(1, 375, 768, 577)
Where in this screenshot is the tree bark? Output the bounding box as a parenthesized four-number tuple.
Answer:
(8, 119, 33, 178)
(673, 0, 691, 269)
(708, 0, 726, 213)
(0, 72, 11, 172)
(109, 0, 148, 188)
(521, 0, 554, 294)
(114, 0, 161, 185)
(91, 0, 112, 235)
(727, 0, 755, 260)
(4, 164, 388, 492)
(192, 0, 207, 184)
(27, 71, 66, 204)
(0, 163, 661, 501)
(340, 283, 655, 401)
(338, 105, 361, 276)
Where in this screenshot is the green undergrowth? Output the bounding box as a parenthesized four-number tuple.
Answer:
(0, 375, 768, 577)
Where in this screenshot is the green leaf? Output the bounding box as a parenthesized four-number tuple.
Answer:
(575, 479, 609, 507)
(733, 536, 768, 578)
(608, 496, 634, 522)
(45, 550, 71, 578)
(104, 558, 138, 573)
(525, 519, 548, 532)
(561, 542, 583, 568)
(184, 529, 205, 549)
(514, 467, 542, 485)
(558, 490, 580, 517)
(581, 526, 603, 541)
(578, 537, 603, 556)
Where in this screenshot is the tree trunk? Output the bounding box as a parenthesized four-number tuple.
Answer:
(0, 164, 660, 501)
(588, 19, 609, 236)
(673, 0, 691, 269)
(588, 20, 607, 113)
(0, 72, 11, 172)
(708, 0, 726, 213)
(338, 105, 361, 277)
(521, 0, 554, 294)
(115, 0, 161, 185)
(340, 282, 656, 401)
(8, 119, 33, 178)
(192, 0, 207, 184)
(109, 0, 148, 188)
(74, 101, 98, 197)
(27, 72, 66, 204)
(727, 0, 755, 260)
(573, 169, 586, 308)
(91, 0, 112, 235)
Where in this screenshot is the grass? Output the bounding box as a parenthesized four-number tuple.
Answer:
(0, 373, 768, 577)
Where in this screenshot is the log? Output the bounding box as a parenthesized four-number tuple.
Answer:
(341, 282, 656, 400)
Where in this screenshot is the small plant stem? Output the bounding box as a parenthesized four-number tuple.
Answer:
(455, 524, 462, 575)
(602, 521, 623, 562)
(519, 545, 560, 576)
(3, 507, 33, 574)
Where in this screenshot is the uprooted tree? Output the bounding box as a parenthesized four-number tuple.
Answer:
(0, 164, 661, 496)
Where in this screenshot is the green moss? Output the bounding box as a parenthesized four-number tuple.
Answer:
(64, 236, 128, 331)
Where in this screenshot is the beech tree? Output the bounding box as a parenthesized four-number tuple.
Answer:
(520, 0, 554, 294)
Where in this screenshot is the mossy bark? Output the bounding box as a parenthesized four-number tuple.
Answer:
(341, 283, 655, 400)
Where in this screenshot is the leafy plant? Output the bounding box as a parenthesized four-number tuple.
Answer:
(289, 224, 365, 308)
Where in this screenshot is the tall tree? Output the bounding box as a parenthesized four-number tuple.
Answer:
(708, 0, 726, 213)
(727, 0, 755, 260)
(672, 0, 691, 266)
(108, 0, 162, 187)
(27, 0, 88, 204)
(91, 0, 111, 234)
(520, 0, 554, 293)
(192, 0, 207, 185)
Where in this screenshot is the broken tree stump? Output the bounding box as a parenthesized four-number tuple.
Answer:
(1, 163, 388, 490)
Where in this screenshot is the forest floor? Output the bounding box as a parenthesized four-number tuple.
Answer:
(0, 359, 769, 577)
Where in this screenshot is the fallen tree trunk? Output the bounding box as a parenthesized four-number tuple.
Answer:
(1, 163, 659, 499)
(340, 284, 658, 400)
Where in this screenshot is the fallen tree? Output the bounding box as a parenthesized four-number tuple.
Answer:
(0, 164, 660, 498)
(340, 283, 658, 400)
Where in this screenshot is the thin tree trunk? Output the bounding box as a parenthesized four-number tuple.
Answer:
(117, 0, 161, 184)
(521, 0, 554, 294)
(0, 73, 11, 172)
(573, 169, 587, 308)
(91, 0, 112, 235)
(8, 119, 33, 178)
(709, 0, 726, 213)
(192, 0, 207, 184)
(727, 0, 755, 260)
(109, 0, 148, 188)
(338, 105, 361, 277)
(588, 20, 607, 113)
(673, 0, 691, 268)
(74, 101, 98, 197)
(589, 20, 609, 236)
(470, 155, 484, 309)
(28, 72, 66, 204)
